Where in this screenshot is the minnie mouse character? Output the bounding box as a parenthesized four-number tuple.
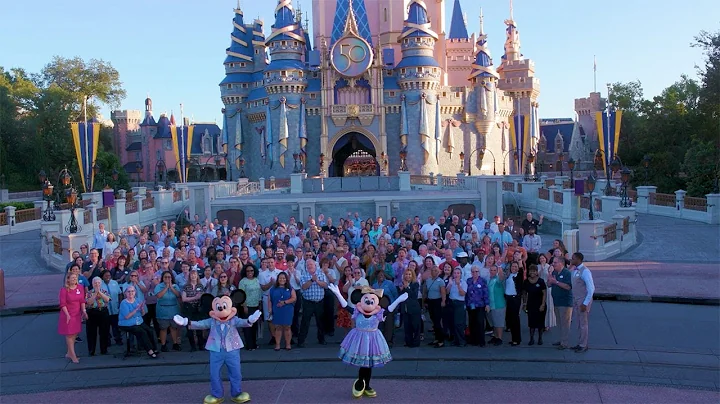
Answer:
(328, 283, 408, 398)
(174, 290, 260, 404)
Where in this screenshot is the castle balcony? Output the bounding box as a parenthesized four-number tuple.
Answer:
(330, 104, 375, 126)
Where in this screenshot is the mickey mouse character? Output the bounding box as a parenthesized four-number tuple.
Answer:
(328, 283, 408, 398)
(174, 290, 260, 404)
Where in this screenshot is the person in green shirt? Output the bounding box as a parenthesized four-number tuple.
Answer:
(487, 265, 506, 346)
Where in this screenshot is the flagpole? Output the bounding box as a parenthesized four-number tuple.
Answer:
(593, 55, 597, 93)
(84, 96, 89, 191)
(180, 103, 185, 183)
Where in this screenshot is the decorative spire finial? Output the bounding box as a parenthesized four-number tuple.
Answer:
(343, 0, 360, 36)
(509, 0, 514, 21)
(479, 7, 484, 34)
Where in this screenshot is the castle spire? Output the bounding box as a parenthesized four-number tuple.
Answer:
(342, 0, 359, 36)
(502, 0, 523, 63)
(331, 0, 372, 45)
(448, 0, 469, 40)
(469, 8, 498, 82)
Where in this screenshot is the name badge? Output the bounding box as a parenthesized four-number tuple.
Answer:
(536, 284, 540, 288)
(477, 284, 481, 289)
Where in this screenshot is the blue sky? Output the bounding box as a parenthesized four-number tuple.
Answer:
(0, 0, 717, 124)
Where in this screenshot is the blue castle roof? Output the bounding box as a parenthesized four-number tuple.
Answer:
(155, 115, 172, 139)
(126, 142, 142, 151)
(401, 0, 436, 39)
(140, 113, 156, 127)
(540, 121, 574, 153)
(267, 0, 304, 44)
(189, 123, 222, 154)
(448, 0, 469, 40)
(331, 0, 373, 46)
(220, 72, 255, 85)
(226, 8, 253, 60)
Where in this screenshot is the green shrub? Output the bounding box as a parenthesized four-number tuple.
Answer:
(0, 202, 35, 210)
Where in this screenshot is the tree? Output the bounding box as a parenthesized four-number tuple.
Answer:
(683, 140, 718, 197)
(0, 56, 126, 191)
(91, 150, 130, 192)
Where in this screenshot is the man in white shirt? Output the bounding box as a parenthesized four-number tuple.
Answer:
(419, 216, 440, 240)
(414, 244, 440, 267)
(473, 212, 488, 235)
(570, 252, 595, 353)
(489, 216, 502, 234)
(523, 226, 542, 265)
(259, 257, 282, 345)
(288, 227, 302, 249)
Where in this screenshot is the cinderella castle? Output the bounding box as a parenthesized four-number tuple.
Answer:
(113, 0, 606, 181)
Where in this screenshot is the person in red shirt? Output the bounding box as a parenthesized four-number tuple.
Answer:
(439, 249, 459, 269)
(275, 249, 288, 271)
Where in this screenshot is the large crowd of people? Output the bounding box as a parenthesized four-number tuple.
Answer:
(58, 209, 595, 363)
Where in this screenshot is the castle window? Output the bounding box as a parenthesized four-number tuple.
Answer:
(415, 38, 421, 43)
(230, 63, 234, 68)
(389, 91, 396, 97)
(135, 152, 141, 160)
(386, 70, 392, 76)
(281, 71, 287, 77)
(227, 84, 232, 89)
(312, 72, 319, 78)
(281, 41, 287, 46)
(255, 49, 259, 54)
(455, 92, 461, 98)
(310, 93, 316, 99)
(384, 8, 387, 22)
(299, 71, 304, 77)
(417, 67, 423, 73)
(403, 39, 408, 45)
(433, 68, 437, 73)
(293, 41, 298, 46)
(442, 92, 447, 97)
(242, 83, 248, 88)
(240, 62, 246, 67)
(400, 68, 406, 74)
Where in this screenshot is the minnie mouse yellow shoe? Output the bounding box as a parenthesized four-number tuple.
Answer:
(231, 392, 251, 403)
(363, 388, 377, 398)
(352, 379, 365, 398)
(203, 395, 224, 404)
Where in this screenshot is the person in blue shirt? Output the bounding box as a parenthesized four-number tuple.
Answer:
(66, 264, 90, 290)
(490, 223, 513, 252)
(153, 271, 182, 352)
(372, 271, 398, 346)
(118, 287, 158, 358)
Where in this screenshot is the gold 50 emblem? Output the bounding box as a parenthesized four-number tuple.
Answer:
(331, 36, 373, 77)
(347, 104, 359, 117)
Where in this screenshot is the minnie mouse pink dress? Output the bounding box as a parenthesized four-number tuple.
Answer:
(338, 307, 392, 368)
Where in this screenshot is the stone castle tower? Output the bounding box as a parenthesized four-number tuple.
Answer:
(219, 0, 541, 179)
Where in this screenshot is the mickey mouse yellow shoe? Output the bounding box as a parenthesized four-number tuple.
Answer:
(352, 379, 365, 398)
(363, 388, 377, 398)
(203, 395, 224, 404)
(231, 392, 251, 403)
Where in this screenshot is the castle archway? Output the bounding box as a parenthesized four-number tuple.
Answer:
(329, 132, 379, 177)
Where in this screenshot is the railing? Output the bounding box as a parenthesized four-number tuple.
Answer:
(53, 236, 63, 254)
(622, 216, 629, 234)
(124, 192, 136, 200)
(684, 196, 708, 212)
(303, 176, 400, 193)
(8, 190, 43, 200)
(595, 198, 603, 212)
(97, 207, 109, 221)
(442, 176, 460, 188)
(84, 209, 93, 224)
(410, 175, 435, 185)
(215, 181, 262, 198)
(544, 179, 554, 188)
(538, 188, 550, 201)
(265, 178, 290, 190)
(0, 212, 6, 226)
(649, 192, 676, 207)
(142, 197, 155, 210)
(562, 180, 573, 189)
(125, 200, 138, 214)
(553, 191, 564, 204)
(15, 207, 41, 223)
(603, 223, 617, 243)
(173, 190, 181, 202)
(502, 181, 515, 192)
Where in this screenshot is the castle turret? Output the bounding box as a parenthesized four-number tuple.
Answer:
(445, 0, 475, 86)
(263, 0, 307, 173)
(220, 1, 256, 180)
(396, 0, 441, 174)
(497, 1, 540, 174)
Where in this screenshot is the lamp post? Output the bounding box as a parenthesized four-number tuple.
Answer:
(238, 157, 246, 178)
(155, 159, 168, 189)
(225, 153, 233, 181)
(214, 155, 222, 181)
(524, 152, 536, 181)
(299, 152, 306, 173)
(501, 149, 519, 176)
(459, 151, 465, 173)
(40, 170, 55, 221)
(66, 187, 80, 234)
(399, 149, 407, 172)
(319, 153, 326, 175)
(619, 166, 632, 207)
(558, 152, 565, 176)
(587, 174, 596, 220)
(292, 152, 300, 173)
(568, 158, 576, 179)
(642, 154, 650, 186)
(134, 162, 143, 187)
(461, 148, 497, 176)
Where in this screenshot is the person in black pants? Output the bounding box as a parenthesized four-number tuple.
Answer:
(86, 278, 111, 355)
(297, 260, 327, 347)
(399, 271, 421, 347)
(505, 262, 524, 346)
(424, 266, 447, 348)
